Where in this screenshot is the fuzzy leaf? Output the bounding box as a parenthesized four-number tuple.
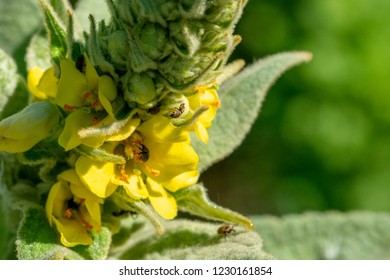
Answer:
(16, 207, 111, 260)
(26, 33, 51, 71)
(39, 0, 68, 72)
(0, 49, 18, 115)
(48, 0, 73, 25)
(193, 51, 312, 171)
(0, 0, 41, 61)
(76, 145, 126, 165)
(174, 184, 253, 230)
(111, 188, 165, 236)
(109, 216, 274, 260)
(253, 211, 390, 260)
(0, 49, 29, 120)
(0, 155, 19, 259)
(1, 77, 29, 120)
(0, 184, 12, 259)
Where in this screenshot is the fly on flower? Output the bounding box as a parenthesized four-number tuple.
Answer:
(75, 55, 86, 74)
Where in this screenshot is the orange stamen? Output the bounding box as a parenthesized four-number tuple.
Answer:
(64, 209, 73, 219)
(82, 91, 91, 99)
(195, 86, 206, 94)
(142, 163, 160, 176)
(64, 104, 76, 111)
(120, 165, 129, 180)
(91, 118, 99, 125)
(91, 100, 100, 108)
(76, 209, 93, 231)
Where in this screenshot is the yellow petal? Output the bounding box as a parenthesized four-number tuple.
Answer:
(201, 88, 219, 105)
(76, 156, 117, 198)
(144, 141, 199, 182)
(98, 75, 117, 118)
(113, 174, 149, 200)
(99, 75, 117, 101)
(27, 67, 47, 99)
(163, 170, 199, 192)
(98, 92, 115, 119)
(84, 54, 99, 90)
(45, 181, 70, 226)
(194, 121, 209, 143)
(146, 177, 177, 220)
(58, 169, 83, 187)
(200, 105, 217, 126)
(56, 59, 87, 108)
(188, 92, 201, 110)
(71, 184, 103, 204)
(106, 117, 140, 142)
(54, 218, 93, 247)
(37, 67, 58, 98)
(137, 115, 189, 143)
(58, 111, 96, 151)
(80, 202, 102, 232)
(112, 163, 148, 199)
(187, 87, 219, 142)
(81, 134, 106, 149)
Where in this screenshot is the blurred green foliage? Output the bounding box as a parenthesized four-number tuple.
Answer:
(202, 0, 390, 215)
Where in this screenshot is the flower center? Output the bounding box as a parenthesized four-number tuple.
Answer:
(114, 132, 161, 179)
(81, 91, 103, 111)
(63, 90, 103, 113)
(64, 198, 93, 230)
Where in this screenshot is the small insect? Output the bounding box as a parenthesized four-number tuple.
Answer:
(169, 103, 185, 118)
(134, 143, 150, 162)
(75, 55, 86, 73)
(217, 224, 236, 239)
(146, 103, 161, 115)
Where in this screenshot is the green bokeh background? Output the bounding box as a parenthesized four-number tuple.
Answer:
(202, 0, 390, 216)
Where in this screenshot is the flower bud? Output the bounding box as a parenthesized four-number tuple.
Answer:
(158, 52, 216, 84)
(123, 72, 157, 106)
(93, 0, 247, 99)
(169, 20, 202, 57)
(139, 23, 169, 60)
(107, 30, 130, 70)
(0, 101, 59, 153)
(159, 93, 190, 119)
(205, 0, 242, 28)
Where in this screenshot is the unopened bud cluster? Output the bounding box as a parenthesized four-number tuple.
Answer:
(89, 0, 247, 122)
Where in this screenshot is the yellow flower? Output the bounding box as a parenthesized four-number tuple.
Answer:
(75, 116, 199, 220)
(187, 84, 221, 143)
(45, 169, 103, 247)
(55, 54, 118, 151)
(0, 101, 59, 153)
(27, 67, 58, 100)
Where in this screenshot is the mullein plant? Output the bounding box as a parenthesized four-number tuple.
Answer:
(0, 0, 311, 259)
